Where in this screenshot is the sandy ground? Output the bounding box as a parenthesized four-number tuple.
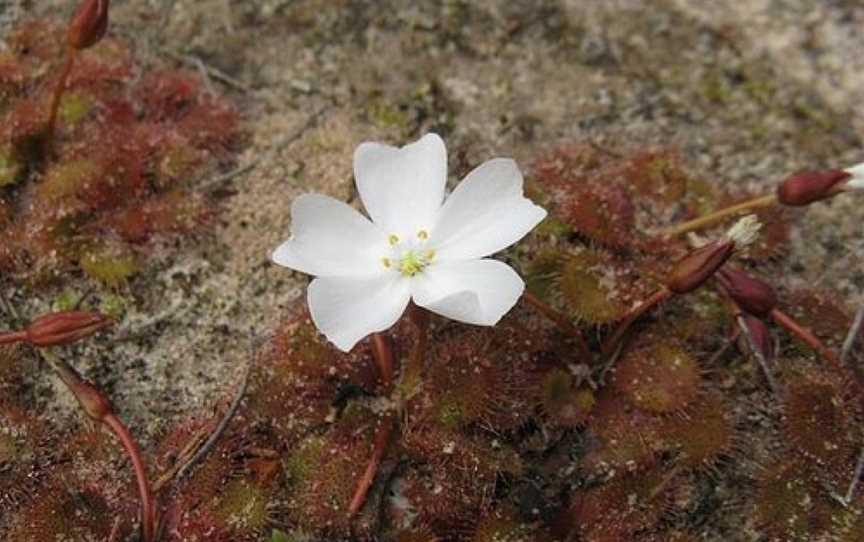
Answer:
(1, 0, 862, 529)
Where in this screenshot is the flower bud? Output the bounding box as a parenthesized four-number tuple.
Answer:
(26, 311, 112, 347)
(70, 380, 113, 421)
(666, 239, 734, 294)
(740, 314, 774, 362)
(718, 268, 777, 317)
(776, 169, 850, 207)
(68, 0, 110, 50)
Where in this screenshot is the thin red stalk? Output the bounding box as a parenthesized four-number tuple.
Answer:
(347, 419, 393, 517)
(370, 332, 394, 388)
(522, 291, 593, 363)
(770, 308, 844, 373)
(402, 306, 429, 391)
(45, 47, 77, 152)
(770, 308, 864, 398)
(0, 331, 27, 344)
(601, 289, 671, 356)
(103, 413, 156, 542)
(349, 309, 428, 519)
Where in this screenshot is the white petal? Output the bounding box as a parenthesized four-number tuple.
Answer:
(308, 274, 411, 352)
(271, 194, 387, 278)
(353, 133, 447, 235)
(429, 158, 546, 260)
(844, 162, 864, 190)
(411, 259, 524, 326)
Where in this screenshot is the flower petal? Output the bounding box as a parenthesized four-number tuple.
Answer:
(354, 133, 447, 235)
(308, 274, 411, 352)
(411, 259, 524, 326)
(430, 158, 546, 260)
(845, 162, 864, 190)
(272, 194, 387, 278)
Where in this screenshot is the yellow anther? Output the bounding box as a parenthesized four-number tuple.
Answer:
(381, 257, 391, 268)
(425, 249, 435, 260)
(388, 234, 400, 245)
(417, 229, 429, 240)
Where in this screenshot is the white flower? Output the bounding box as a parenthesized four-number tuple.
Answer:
(724, 214, 762, 248)
(844, 162, 864, 190)
(272, 133, 547, 352)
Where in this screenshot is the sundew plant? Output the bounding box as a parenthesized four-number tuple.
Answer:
(2, 1, 864, 542)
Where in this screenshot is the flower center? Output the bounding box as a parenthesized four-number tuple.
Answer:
(382, 229, 435, 276)
(397, 249, 434, 276)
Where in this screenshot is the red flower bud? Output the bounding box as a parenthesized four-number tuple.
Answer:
(666, 239, 734, 294)
(70, 380, 114, 421)
(740, 314, 774, 362)
(718, 268, 777, 317)
(68, 0, 110, 50)
(776, 169, 850, 207)
(26, 311, 112, 347)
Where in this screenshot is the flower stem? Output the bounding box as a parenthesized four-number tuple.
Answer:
(370, 332, 394, 388)
(45, 46, 78, 154)
(103, 413, 156, 542)
(601, 289, 672, 357)
(522, 291, 593, 363)
(770, 308, 845, 375)
(841, 306, 864, 365)
(659, 194, 777, 237)
(349, 311, 427, 519)
(0, 330, 27, 344)
(347, 417, 393, 517)
(402, 306, 429, 397)
(40, 351, 156, 542)
(735, 314, 778, 392)
(844, 446, 864, 505)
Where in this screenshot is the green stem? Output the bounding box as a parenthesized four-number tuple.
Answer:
(659, 194, 777, 237)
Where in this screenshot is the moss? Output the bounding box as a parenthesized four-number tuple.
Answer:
(368, 100, 410, 130)
(99, 293, 130, 320)
(0, 145, 22, 187)
(36, 158, 102, 202)
(51, 289, 82, 312)
(58, 92, 94, 126)
(214, 479, 270, 532)
(79, 246, 139, 286)
(285, 436, 325, 486)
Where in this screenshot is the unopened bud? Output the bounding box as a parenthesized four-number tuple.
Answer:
(740, 314, 774, 362)
(71, 380, 113, 421)
(667, 239, 734, 294)
(718, 268, 777, 317)
(26, 311, 112, 347)
(776, 169, 850, 207)
(68, 0, 110, 50)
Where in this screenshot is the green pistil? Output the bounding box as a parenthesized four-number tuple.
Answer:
(398, 250, 434, 276)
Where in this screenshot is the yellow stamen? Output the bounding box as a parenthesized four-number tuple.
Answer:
(417, 229, 429, 240)
(388, 234, 400, 245)
(381, 257, 391, 268)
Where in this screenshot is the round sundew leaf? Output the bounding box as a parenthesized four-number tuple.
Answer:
(612, 341, 701, 414)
